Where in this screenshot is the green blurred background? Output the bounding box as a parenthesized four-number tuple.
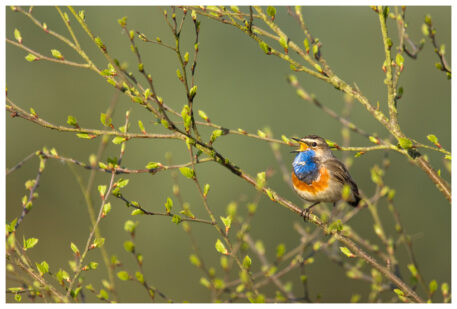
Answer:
(6, 6, 451, 303)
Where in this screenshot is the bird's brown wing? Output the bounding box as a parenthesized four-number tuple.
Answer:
(324, 159, 361, 206)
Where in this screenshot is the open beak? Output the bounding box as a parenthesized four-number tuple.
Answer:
(291, 137, 303, 153)
(290, 137, 309, 152)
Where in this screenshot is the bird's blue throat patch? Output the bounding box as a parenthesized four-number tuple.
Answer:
(292, 150, 319, 184)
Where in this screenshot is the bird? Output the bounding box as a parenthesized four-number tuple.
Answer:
(291, 135, 361, 220)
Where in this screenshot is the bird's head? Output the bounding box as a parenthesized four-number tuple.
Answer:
(291, 135, 332, 158)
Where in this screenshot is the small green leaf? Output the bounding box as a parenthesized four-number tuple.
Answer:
(138, 120, 146, 133)
(25, 53, 38, 62)
(303, 38, 310, 53)
(14, 28, 22, 43)
(94, 36, 106, 51)
(393, 288, 404, 296)
(123, 240, 135, 252)
(131, 209, 144, 216)
(23, 237, 39, 250)
(339, 246, 356, 258)
(76, 133, 94, 139)
(118, 16, 127, 27)
(256, 171, 266, 191)
(276, 243, 286, 259)
(30, 107, 37, 117)
(203, 183, 210, 197)
(117, 271, 130, 281)
(124, 220, 137, 234)
(198, 110, 209, 121)
(215, 239, 228, 255)
(257, 130, 266, 138)
(279, 36, 288, 50)
(189, 254, 201, 267)
(70, 242, 80, 255)
(189, 85, 198, 100)
(242, 255, 252, 270)
(171, 214, 182, 224)
(67, 115, 78, 127)
(164, 197, 173, 213)
(429, 280, 438, 294)
(266, 6, 276, 19)
(36, 261, 49, 276)
(369, 136, 379, 144)
(98, 185, 107, 197)
(259, 41, 270, 54)
(398, 137, 413, 149)
(161, 118, 169, 129)
(51, 49, 64, 60)
(112, 136, 126, 144)
(179, 167, 195, 179)
(116, 178, 129, 188)
(92, 238, 105, 249)
(200, 277, 211, 288)
(395, 53, 404, 68)
(100, 113, 111, 127)
(220, 216, 232, 233)
(146, 162, 161, 170)
(135, 271, 144, 284)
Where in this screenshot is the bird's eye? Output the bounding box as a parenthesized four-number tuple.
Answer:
(311, 142, 317, 147)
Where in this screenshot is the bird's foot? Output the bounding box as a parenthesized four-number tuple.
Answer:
(301, 208, 312, 221)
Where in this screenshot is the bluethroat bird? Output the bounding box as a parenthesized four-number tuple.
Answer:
(291, 135, 361, 220)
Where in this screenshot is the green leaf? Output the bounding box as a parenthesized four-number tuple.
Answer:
(266, 6, 276, 19)
(164, 197, 173, 213)
(398, 137, 413, 149)
(200, 277, 211, 288)
(395, 53, 404, 68)
(138, 120, 146, 133)
(215, 239, 228, 255)
(123, 240, 135, 252)
(146, 162, 161, 170)
(36, 261, 49, 276)
(393, 288, 404, 296)
(256, 171, 266, 191)
(112, 136, 126, 144)
(25, 53, 38, 62)
(171, 214, 182, 224)
(369, 136, 379, 144)
(189, 85, 198, 100)
(117, 271, 130, 281)
(259, 41, 270, 54)
(276, 243, 286, 259)
(242, 255, 252, 270)
(203, 183, 210, 197)
(98, 185, 107, 197)
(100, 113, 111, 127)
(118, 16, 127, 27)
(339, 246, 356, 258)
(179, 167, 195, 179)
(70, 242, 80, 255)
(124, 220, 137, 234)
(135, 271, 144, 283)
(76, 133, 94, 139)
(117, 178, 129, 188)
(14, 28, 22, 43)
(131, 209, 144, 215)
(220, 216, 232, 233)
(426, 134, 439, 146)
(67, 115, 78, 127)
(429, 280, 438, 294)
(198, 110, 209, 121)
(303, 38, 310, 53)
(51, 49, 64, 60)
(279, 36, 288, 50)
(23, 237, 39, 250)
(92, 238, 105, 248)
(189, 254, 201, 267)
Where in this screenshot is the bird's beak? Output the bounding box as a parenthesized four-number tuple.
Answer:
(290, 137, 308, 152)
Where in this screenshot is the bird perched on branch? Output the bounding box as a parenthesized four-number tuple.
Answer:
(291, 135, 361, 220)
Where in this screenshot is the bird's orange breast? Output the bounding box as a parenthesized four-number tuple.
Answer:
(292, 167, 330, 195)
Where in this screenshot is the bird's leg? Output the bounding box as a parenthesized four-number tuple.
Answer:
(302, 202, 320, 221)
(329, 202, 339, 221)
